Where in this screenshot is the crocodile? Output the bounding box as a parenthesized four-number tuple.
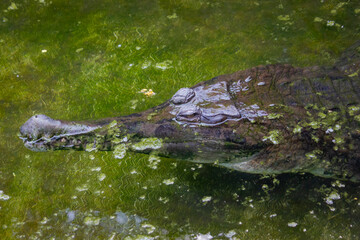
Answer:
(19, 41, 360, 181)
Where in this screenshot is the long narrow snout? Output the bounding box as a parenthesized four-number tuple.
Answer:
(19, 114, 102, 151)
(20, 114, 65, 140)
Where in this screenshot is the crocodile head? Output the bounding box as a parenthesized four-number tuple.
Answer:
(18, 105, 263, 164)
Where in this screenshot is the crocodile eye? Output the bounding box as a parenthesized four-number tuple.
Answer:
(176, 105, 201, 122)
(171, 88, 195, 104)
(178, 105, 200, 116)
(201, 114, 227, 124)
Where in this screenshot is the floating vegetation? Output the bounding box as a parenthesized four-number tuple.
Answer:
(266, 113, 283, 120)
(141, 61, 152, 69)
(76, 184, 89, 192)
(147, 155, 161, 169)
(75, 48, 84, 53)
(325, 192, 341, 205)
(201, 196, 212, 203)
(314, 17, 323, 23)
(167, 13, 178, 19)
(1, 0, 360, 239)
(277, 15, 290, 21)
(263, 130, 282, 144)
(287, 222, 298, 227)
(83, 216, 101, 226)
(98, 173, 106, 181)
(313, 17, 343, 28)
(113, 144, 127, 159)
(141, 223, 156, 234)
(7, 2, 18, 10)
(132, 138, 163, 151)
(158, 197, 169, 204)
(139, 89, 156, 97)
(0, 190, 10, 201)
(162, 178, 176, 185)
(91, 167, 101, 172)
(155, 60, 173, 70)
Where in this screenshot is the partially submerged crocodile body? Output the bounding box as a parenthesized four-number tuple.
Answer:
(20, 41, 360, 181)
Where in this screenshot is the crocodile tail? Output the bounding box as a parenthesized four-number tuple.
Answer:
(335, 40, 360, 75)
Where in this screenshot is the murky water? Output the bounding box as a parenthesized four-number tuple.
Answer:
(1, 0, 360, 239)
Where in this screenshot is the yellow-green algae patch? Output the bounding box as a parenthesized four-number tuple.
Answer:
(267, 113, 283, 120)
(132, 138, 163, 151)
(293, 125, 302, 134)
(85, 142, 96, 152)
(113, 144, 127, 159)
(83, 216, 101, 226)
(277, 15, 290, 21)
(306, 150, 323, 161)
(263, 130, 283, 145)
(147, 112, 158, 121)
(349, 106, 360, 116)
(107, 120, 122, 136)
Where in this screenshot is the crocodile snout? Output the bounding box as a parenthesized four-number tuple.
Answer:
(19, 114, 103, 151)
(19, 114, 62, 140)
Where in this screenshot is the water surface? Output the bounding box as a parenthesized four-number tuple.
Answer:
(1, 0, 360, 239)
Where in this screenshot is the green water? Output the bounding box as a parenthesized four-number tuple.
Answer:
(1, 0, 360, 239)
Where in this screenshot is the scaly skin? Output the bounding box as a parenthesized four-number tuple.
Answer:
(19, 41, 360, 181)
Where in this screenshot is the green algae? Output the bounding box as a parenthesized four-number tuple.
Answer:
(263, 130, 283, 145)
(131, 138, 163, 151)
(348, 71, 359, 77)
(113, 144, 127, 159)
(1, 0, 360, 239)
(85, 142, 97, 152)
(314, 17, 323, 23)
(306, 150, 323, 161)
(293, 125, 302, 134)
(277, 15, 290, 21)
(147, 112, 158, 121)
(349, 106, 360, 116)
(266, 113, 283, 120)
(309, 121, 321, 129)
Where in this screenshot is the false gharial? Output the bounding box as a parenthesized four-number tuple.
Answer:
(20, 41, 360, 181)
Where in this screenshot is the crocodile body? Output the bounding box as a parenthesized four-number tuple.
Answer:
(19, 41, 360, 181)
